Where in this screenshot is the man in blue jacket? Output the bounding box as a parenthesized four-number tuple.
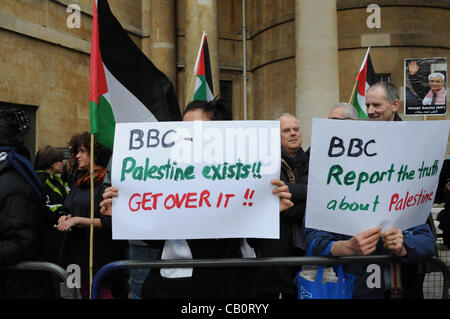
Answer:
(304, 224, 435, 299)
(305, 82, 436, 298)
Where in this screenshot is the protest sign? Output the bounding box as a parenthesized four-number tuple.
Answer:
(404, 57, 447, 116)
(305, 119, 450, 236)
(111, 120, 280, 239)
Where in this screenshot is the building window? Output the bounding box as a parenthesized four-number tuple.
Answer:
(220, 80, 233, 117)
(57, 147, 71, 161)
(376, 73, 391, 83)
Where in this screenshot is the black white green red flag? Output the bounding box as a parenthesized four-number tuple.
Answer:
(89, 0, 181, 150)
(193, 30, 214, 101)
(351, 47, 377, 119)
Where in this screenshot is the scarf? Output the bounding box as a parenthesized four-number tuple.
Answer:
(0, 146, 46, 202)
(281, 148, 306, 169)
(423, 87, 447, 105)
(160, 239, 256, 279)
(160, 240, 193, 278)
(76, 167, 107, 187)
(281, 148, 307, 181)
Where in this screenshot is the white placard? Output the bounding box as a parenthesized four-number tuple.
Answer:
(111, 120, 281, 239)
(305, 118, 450, 236)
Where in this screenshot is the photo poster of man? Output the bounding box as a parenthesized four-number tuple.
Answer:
(404, 57, 447, 116)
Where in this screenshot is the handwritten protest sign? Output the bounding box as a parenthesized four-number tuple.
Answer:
(305, 119, 450, 236)
(111, 121, 280, 239)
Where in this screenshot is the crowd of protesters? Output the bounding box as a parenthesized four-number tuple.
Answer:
(0, 83, 448, 299)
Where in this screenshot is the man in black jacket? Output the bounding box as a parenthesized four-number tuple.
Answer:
(0, 110, 52, 298)
(251, 113, 309, 299)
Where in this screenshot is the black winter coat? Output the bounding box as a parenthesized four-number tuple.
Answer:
(142, 238, 254, 299)
(36, 171, 68, 265)
(58, 182, 126, 285)
(436, 159, 450, 248)
(0, 158, 52, 298)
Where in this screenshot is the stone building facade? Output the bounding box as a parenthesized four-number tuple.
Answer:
(0, 0, 449, 154)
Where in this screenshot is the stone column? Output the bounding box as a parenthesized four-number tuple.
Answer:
(184, 0, 219, 105)
(295, 0, 340, 149)
(142, 0, 177, 88)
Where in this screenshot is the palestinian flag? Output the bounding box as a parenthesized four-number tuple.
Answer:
(89, 0, 181, 150)
(351, 47, 377, 119)
(192, 31, 214, 101)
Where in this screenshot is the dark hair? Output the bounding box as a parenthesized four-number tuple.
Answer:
(0, 109, 29, 147)
(368, 82, 400, 103)
(67, 133, 81, 158)
(34, 145, 65, 170)
(183, 96, 232, 121)
(72, 131, 112, 168)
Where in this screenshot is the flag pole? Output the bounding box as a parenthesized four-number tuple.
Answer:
(349, 47, 371, 104)
(185, 30, 207, 107)
(348, 80, 357, 104)
(185, 73, 196, 108)
(242, 0, 248, 120)
(89, 133, 95, 299)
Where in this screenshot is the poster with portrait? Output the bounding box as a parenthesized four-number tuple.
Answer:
(404, 57, 447, 116)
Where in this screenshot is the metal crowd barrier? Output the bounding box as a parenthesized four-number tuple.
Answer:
(2, 261, 78, 299)
(4, 261, 68, 282)
(91, 255, 450, 299)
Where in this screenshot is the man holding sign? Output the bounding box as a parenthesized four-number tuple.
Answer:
(250, 113, 309, 299)
(305, 83, 439, 299)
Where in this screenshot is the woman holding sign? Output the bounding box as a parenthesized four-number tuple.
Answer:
(100, 96, 293, 299)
